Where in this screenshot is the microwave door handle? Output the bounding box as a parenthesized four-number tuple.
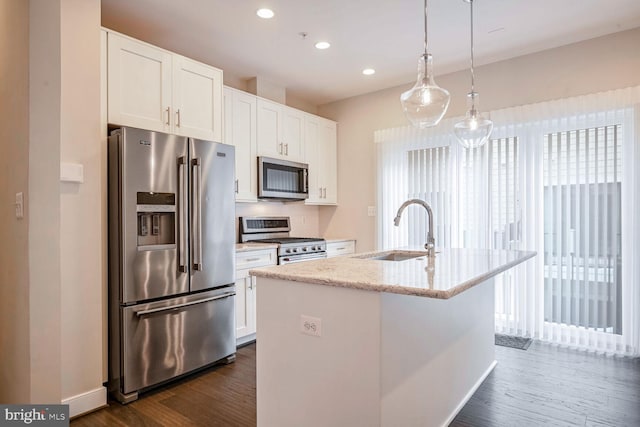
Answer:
(303, 169, 309, 193)
(192, 158, 203, 271)
(177, 157, 188, 273)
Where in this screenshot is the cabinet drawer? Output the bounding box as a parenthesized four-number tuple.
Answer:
(326, 241, 355, 258)
(236, 249, 277, 269)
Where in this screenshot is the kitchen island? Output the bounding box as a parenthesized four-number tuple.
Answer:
(250, 248, 536, 427)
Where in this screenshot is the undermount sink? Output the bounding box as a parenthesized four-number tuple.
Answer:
(357, 250, 432, 262)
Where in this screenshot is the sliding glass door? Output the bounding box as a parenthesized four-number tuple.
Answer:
(543, 125, 622, 335)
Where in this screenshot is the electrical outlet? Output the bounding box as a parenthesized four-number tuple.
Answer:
(300, 315, 322, 337)
(367, 206, 376, 217)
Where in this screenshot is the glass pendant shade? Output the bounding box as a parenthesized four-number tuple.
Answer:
(401, 54, 451, 128)
(454, 92, 493, 149)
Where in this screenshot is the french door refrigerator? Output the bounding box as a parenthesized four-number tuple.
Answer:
(108, 126, 236, 403)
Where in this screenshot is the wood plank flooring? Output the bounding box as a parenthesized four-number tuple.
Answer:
(72, 341, 640, 426)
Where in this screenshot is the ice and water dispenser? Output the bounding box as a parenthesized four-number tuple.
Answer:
(136, 192, 176, 248)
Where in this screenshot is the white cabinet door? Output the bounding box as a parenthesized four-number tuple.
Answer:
(235, 269, 256, 339)
(304, 115, 322, 203)
(257, 98, 305, 161)
(319, 118, 338, 204)
(305, 115, 338, 205)
(235, 248, 276, 344)
(257, 98, 283, 158)
(173, 55, 223, 141)
(224, 87, 257, 202)
(283, 108, 305, 161)
(107, 32, 172, 133)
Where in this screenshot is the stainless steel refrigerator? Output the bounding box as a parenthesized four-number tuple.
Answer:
(108, 126, 236, 403)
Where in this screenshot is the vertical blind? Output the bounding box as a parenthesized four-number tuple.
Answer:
(543, 126, 622, 337)
(375, 86, 640, 356)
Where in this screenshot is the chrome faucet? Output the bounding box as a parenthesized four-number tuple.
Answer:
(393, 199, 436, 257)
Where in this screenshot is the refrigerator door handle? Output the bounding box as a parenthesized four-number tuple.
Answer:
(192, 157, 203, 271)
(134, 292, 236, 317)
(177, 156, 188, 273)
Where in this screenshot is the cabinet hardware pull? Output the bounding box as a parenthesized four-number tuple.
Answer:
(284, 144, 289, 155)
(323, 188, 327, 198)
(336, 247, 346, 251)
(176, 109, 181, 127)
(319, 188, 323, 198)
(245, 257, 260, 262)
(235, 179, 239, 193)
(165, 107, 171, 126)
(278, 143, 283, 154)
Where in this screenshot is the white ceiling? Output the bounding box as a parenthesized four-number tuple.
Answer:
(101, 0, 640, 106)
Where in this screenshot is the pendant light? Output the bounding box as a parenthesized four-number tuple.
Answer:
(400, 0, 450, 128)
(454, 0, 493, 148)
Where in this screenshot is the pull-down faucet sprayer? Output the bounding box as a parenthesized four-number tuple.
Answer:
(393, 199, 436, 257)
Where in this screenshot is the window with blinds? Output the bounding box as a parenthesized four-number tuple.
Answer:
(488, 137, 520, 320)
(543, 125, 622, 334)
(406, 146, 451, 248)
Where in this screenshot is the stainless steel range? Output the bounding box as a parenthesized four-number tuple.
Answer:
(240, 217, 327, 264)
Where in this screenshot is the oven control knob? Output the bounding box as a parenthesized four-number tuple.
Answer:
(293, 248, 298, 253)
(302, 247, 308, 252)
(285, 248, 291, 254)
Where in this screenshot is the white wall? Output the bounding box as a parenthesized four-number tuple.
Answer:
(318, 28, 640, 252)
(0, 0, 104, 412)
(236, 202, 321, 238)
(29, 0, 62, 403)
(0, 0, 31, 403)
(59, 0, 104, 407)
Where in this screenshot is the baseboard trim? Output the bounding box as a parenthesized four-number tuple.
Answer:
(62, 386, 107, 418)
(236, 333, 256, 347)
(442, 360, 497, 427)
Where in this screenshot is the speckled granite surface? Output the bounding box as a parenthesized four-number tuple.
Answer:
(249, 247, 536, 299)
(235, 242, 279, 252)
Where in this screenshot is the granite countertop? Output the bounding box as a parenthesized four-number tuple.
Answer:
(235, 242, 279, 252)
(249, 247, 536, 299)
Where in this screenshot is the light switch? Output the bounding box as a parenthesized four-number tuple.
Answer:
(367, 206, 376, 217)
(15, 192, 24, 219)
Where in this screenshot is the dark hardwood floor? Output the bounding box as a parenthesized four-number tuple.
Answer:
(72, 341, 640, 426)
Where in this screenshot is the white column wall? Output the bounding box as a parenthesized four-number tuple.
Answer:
(59, 0, 105, 414)
(28, 0, 62, 404)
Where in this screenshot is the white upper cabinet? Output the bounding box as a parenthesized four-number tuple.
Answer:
(172, 56, 223, 141)
(224, 87, 258, 202)
(305, 115, 337, 205)
(107, 31, 223, 141)
(107, 33, 172, 133)
(257, 98, 305, 162)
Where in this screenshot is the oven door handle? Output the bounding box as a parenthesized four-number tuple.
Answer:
(135, 292, 236, 317)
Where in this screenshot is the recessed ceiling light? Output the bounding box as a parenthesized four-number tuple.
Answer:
(256, 8, 274, 19)
(314, 41, 331, 50)
(362, 68, 375, 76)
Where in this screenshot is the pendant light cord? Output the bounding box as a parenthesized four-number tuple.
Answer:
(423, 0, 428, 55)
(469, 0, 475, 95)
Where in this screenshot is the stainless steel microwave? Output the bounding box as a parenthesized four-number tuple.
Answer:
(258, 156, 309, 201)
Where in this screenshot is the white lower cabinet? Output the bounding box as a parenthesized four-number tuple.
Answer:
(235, 248, 277, 345)
(326, 240, 356, 258)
